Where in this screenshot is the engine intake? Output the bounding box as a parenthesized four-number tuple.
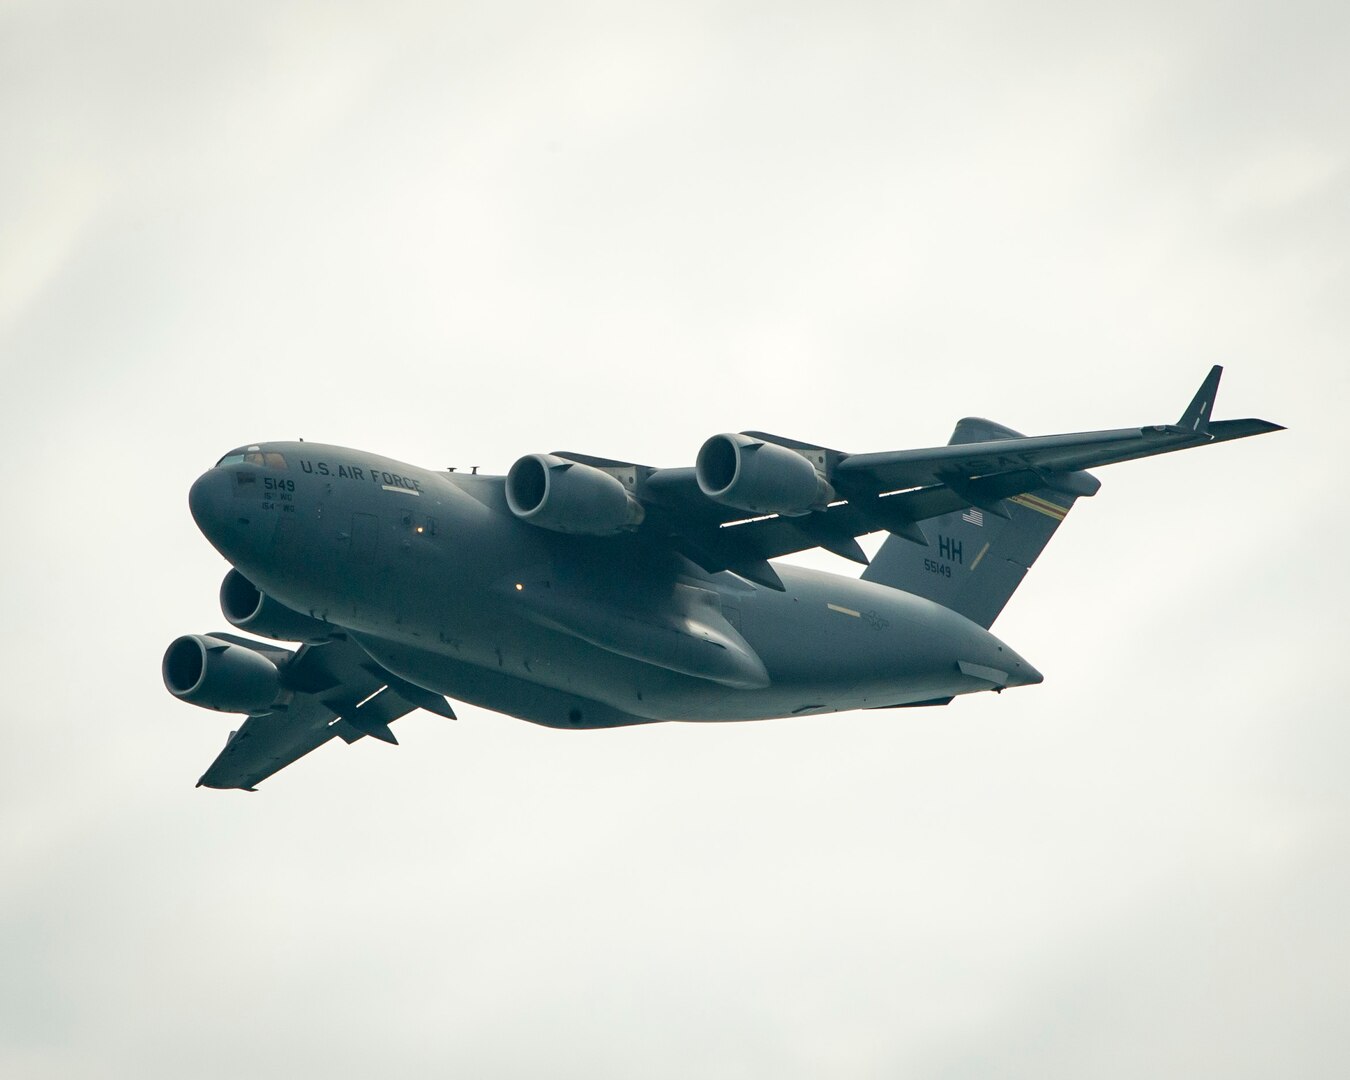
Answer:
(696, 433, 833, 515)
(162, 634, 284, 714)
(220, 569, 334, 642)
(505, 454, 644, 535)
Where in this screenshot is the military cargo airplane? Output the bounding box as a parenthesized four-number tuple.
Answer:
(164, 366, 1279, 790)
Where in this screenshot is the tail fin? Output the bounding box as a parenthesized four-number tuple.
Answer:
(860, 418, 1099, 629)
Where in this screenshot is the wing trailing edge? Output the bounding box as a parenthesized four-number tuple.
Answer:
(194, 637, 457, 790)
(643, 368, 1281, 575)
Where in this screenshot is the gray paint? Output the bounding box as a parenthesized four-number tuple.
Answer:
(167, 368, 1277, 789)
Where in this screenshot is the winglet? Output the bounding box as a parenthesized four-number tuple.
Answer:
(1179, 365, 1223, 434)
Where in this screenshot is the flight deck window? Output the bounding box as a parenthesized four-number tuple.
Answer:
(216, 450, 287, 468)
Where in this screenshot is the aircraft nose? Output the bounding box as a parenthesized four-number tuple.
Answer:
(188, 468, 231, 534)
(188, 463, 279, 568)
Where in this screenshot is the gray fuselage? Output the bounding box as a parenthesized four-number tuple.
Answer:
(187, 442, 1040, 728)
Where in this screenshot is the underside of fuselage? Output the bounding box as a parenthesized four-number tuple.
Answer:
(323, 560, 1041, 729)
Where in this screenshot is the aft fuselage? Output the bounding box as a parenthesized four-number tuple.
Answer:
(188, 443, 1040, 727)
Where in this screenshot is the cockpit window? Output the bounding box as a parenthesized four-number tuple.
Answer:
(215, 448, 288, 469)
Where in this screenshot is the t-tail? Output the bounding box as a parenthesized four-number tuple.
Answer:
(859, 365, 1279, 629)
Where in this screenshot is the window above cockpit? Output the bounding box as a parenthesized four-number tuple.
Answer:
(216, 446, 288, 469)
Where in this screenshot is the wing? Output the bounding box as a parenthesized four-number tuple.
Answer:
(196, 635, 455, 791)
(562, 367, 1281, 588)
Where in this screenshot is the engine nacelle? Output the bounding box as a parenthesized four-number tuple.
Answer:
(220, 569, 334, 642)
(696, 433, 833, 515)
(505, 454, 644, 535)
(162, 634, 284, 714)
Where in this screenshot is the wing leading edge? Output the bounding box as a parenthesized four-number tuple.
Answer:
(621, 366, 1281, 582)
(196, 635, 455, 791)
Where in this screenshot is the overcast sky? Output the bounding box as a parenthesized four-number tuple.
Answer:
(1, 2, 1346, 1077)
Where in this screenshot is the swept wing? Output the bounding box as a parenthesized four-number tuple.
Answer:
(562, 367, 1281, 586)
(196, 635, 455, 791)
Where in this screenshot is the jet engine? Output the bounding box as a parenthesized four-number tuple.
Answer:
(162, 634, 285, 714)
(220, 569, 334, 642)
(505, 454, 644, 535)
(696, 433, 833, 515)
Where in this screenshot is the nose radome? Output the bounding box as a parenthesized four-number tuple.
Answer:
(188, 465, 279, 569)
(188, 468, 229, 533)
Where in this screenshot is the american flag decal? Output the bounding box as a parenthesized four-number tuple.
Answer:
(961, 508, 984, 526)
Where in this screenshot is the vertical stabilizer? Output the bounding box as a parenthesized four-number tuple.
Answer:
(860, 418, 1098, 629)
